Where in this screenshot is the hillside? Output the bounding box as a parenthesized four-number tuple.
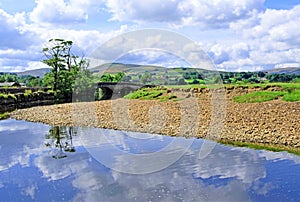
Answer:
(15, 68, 51, 78)
(265, 67, 300, 75)
(90, 63, 300, 75)
(89, 63, 166, 74)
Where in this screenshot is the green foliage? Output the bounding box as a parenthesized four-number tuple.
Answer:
(0, 73, 18, 82)
(24, 90, 33, 97)
(140, 72, 152, 84)
(282, 90, 300, 102)
(291, 78, 300, 83)
(0, 112, 9, 120)
(124, 88, 163, 99)
(73, 69, 96, 102)
(233, 91, 286, 103)
(98, 72, 126, 82)
(0, 93, 17, 100)
(41, 38, 90, 100)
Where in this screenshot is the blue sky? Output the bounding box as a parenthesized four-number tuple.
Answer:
(0, 0, 300, 72)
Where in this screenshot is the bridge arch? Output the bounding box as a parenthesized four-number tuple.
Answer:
(98, 87, 113, 100)
(96, 82, 155, 100)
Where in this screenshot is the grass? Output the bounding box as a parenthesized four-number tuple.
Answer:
(233, 91, 286, 103)
(124, 87, 178, 101)
(226, 82, 300, 90)
(219, 139, 300, 156)
(282, 90, 300, 102)
(0, 112, 9, 120)
(0, 93, 17, 100)
(24, 89, 33, 96)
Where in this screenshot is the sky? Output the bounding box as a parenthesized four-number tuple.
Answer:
(0, 0, 300, 72)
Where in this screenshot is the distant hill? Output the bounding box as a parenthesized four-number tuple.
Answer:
(89, 63, 166, 74)
(16, 68, 51, 78)
(90, 63, 300, 75)
(265, 67, 300, 75)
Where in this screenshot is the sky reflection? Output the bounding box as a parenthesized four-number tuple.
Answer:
(0, 119, 300, 201)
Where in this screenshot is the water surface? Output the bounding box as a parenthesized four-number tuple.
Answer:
(0, 119, 300, 201)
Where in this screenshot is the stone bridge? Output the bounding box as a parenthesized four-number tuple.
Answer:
(97, 82, 155, 100)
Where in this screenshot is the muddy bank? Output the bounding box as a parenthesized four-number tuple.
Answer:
(10, 90, 300, 150)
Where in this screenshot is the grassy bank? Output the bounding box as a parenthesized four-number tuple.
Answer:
(233, 90, 300, 103)
(219, 139, 300, 156)
(166, 82, 300, 90)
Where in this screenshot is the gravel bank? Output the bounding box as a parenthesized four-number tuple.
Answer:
(10, 93, 300, 149)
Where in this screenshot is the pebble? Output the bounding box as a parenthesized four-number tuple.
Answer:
(10, 94, 300, 149)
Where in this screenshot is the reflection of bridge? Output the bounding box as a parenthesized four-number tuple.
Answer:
(97, 82, 155, 100)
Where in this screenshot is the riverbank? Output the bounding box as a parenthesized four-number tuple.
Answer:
(10, 90, 300, 154)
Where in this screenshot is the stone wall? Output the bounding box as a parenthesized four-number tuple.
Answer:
(0, 91, 55, 113)
(0, 87, 50, 94)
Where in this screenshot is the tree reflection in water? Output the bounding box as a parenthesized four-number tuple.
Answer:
(45, 126, 77, 159)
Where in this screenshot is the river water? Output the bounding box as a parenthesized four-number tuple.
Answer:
(0, 119, 300, 201)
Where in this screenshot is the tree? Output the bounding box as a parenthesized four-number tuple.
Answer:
(42, 39, 85, 99)
(177, 78, 186, 85)
(141, 72, 152, 84)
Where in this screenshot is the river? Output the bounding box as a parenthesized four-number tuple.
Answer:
(0, 119, 300, 201)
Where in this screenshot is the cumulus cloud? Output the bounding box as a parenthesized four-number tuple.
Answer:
(204, 4, 300, 71)
(106, 0, 181, 22)
(0, 9, 36, 50)
(105, 0, 265, 28)
(2, 0, 300, 72)
(30, 0, 86, 25)
(0, 4, 129, 72)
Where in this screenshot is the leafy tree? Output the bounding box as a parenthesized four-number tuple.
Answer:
(42, 39, 87, 99)
(177, 78, 186, 85)
(0, 73, 18, 83)
(141, 72, 152, 84)
(99, 72, 126, 82)
(257, 71, 266, 78)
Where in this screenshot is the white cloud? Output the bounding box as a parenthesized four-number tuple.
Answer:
(0, 5, 130, 72)
(204, 4, 300, 71)
(0, 9, 36, 50)
(30, 0, 87, 25)
(1, 0, 300, 72)
(29, 0, 104, 26)
(106, 0, 265, 28)
(107, 0, 181, 22)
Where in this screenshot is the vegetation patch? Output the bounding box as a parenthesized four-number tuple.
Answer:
(0, 112, 9, 120)
(282, 90, 300, 102)
(124, 87, 177, 101)
(219, 140, 300, 156)
(24, 89, 33, 96)
(0, 93, 17, 100)
(233, 91, 286, 103)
